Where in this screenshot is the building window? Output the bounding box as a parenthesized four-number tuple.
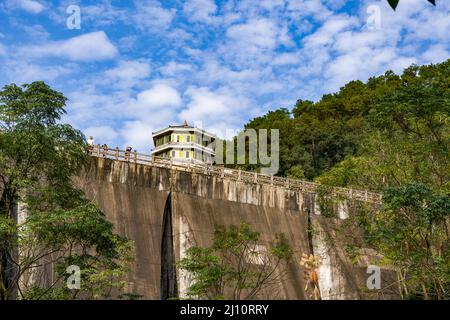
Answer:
(187, 135, 190, 142)
(172, 151, 175, 157)
(177, 135, 180, 142)
(186, 151, 190, 158)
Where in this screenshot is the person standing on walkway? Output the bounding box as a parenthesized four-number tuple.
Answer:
(87, 136, 94, 153)
(101, 144, 108, 157)
(125, 146, 132, 161)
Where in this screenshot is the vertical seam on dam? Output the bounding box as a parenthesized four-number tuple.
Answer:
(160, 192, 178, 300)
(306, 206, 314, 255)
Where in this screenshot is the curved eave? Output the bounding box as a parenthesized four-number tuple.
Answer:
(152, 127, 217, 140)
(152, 143, 216, 155)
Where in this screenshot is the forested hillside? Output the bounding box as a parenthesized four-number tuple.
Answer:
(236, 59, 449, 194)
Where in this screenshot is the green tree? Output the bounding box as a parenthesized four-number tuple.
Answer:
(0, 82, 133, 300)
(227, 108, 294, 175)
(178, 223, 293, 300)
(365, 184, 449, 299)
(17, 203, 134, 300)
(234, 71, 403, 180)
(317, 61, 450, 192)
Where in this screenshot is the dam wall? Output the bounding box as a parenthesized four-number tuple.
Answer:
(74, 156, 386, 299)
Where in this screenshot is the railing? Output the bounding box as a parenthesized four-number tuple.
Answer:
(152, 141, 213, 154)
(90, 145, 153, 164)
(89, 144, 382, 204)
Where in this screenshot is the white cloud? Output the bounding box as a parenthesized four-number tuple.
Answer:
(165, 28, 194, 43)
(17, 24, 49, 42)
(64, 89, 129, 129)
(385, 1, 450, 44)
(84, 126, 119, 146)
(135, 84, 182, 110)
(63, 82, 182, 151)
(226, 18, 282, 50)
(332, 30, 388, 54)
(0, 44, 6, 56)
(195, 59, 260, 85)
(120, 121, 155, 153)
(180, 87, 253, 135)
(324, 47, 416, 91)
(104, 60, 151, 88)
(183, 0, 218, 24)
(257, 0, 285, 11)
(133, 0, 176, 32)
(182, 87, 230, 119)
(222, 18, 293, 67)
(302, 14, 358, 48)
(421, 44, 449, 64)
(11, 0, 45, 14)
(25, 31, 118, 61)
(118, 35, 138, 51)
(82, 2, 128, 27)
(1, 60, 74, 84)
(230, 0, 285, 21)
(272, 52, 301, 66)
(159, 61, 194, 76)
(286, 0, 332, 22)
(295, 10, 412, 91)
(301, 1, 449, 92)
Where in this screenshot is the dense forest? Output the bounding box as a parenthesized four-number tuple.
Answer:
(234, 59, 449, 194)
(0, 82, 133, 300)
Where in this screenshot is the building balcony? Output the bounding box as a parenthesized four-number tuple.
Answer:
(152, 141, 215, 155)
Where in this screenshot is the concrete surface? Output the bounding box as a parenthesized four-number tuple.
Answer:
(74, 157, 392, 299)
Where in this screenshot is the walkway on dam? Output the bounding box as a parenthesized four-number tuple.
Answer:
(88, 144, 382, 204)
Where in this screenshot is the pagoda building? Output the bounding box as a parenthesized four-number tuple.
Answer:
(151, 121, 216, 165)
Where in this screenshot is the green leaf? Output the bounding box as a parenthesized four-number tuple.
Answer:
(388, 0, 400, 10)
(0, 81, 134, 300)
(178, 223, 293, 299)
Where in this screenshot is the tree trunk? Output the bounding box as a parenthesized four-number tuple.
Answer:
(0, 191, 18, 300)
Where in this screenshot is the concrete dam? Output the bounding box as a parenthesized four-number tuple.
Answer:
(75, 155, 386, 300)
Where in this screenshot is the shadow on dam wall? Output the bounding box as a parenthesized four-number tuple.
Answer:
(74, 157, 393, 300)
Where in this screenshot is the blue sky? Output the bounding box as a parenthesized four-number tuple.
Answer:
(0, 0, 449, 152)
